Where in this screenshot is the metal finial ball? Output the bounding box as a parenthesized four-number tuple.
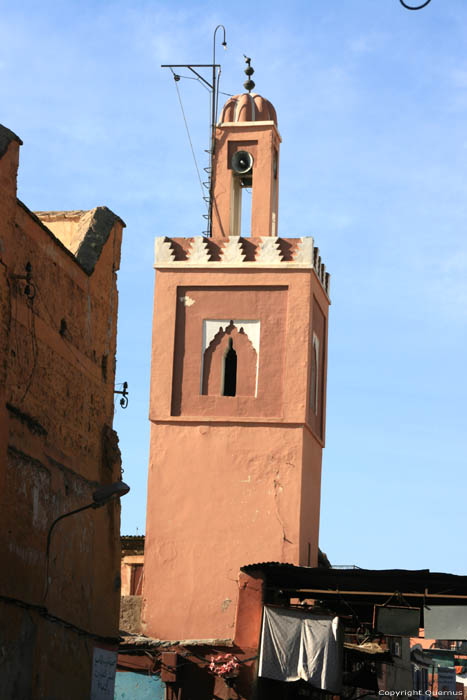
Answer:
(242, 56, 255, 93)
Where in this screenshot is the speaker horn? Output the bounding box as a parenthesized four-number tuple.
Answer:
(231, 150, 254, 175)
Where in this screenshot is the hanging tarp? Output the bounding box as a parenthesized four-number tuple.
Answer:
(258, 606, 343, 693)
(424, 606, 467, 640)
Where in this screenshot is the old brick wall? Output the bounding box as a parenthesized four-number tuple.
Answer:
(0, 126, 125, 699)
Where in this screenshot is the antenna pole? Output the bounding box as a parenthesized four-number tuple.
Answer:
(210, 61, 216, 239)
(210, 25, 227, 237)
(161, 27, 227, 238)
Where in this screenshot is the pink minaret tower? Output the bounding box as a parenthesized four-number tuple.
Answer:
(143, 67, 331, 642)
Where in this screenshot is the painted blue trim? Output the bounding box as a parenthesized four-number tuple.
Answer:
(114, 670, 165, 699)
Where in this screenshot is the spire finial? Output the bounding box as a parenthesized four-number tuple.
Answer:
(243, 55, 255, 93)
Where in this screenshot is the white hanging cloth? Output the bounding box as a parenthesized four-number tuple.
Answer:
(258, 606, 343, 693)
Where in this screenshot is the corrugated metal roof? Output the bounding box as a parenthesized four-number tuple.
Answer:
(121, 535, 145, 554)
(240, 562, 467, 602)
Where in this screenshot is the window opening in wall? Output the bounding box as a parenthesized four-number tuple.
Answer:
(222, 337, 237, 396)
(130, 564, 143, 595)
(311, 333, 320, 415)
(240, 187, 252, 236)
(230, 150, 254, 236)
(230, 176, 242, 236)
(201, 319, 260, 397)
(271, 149, 278, 235)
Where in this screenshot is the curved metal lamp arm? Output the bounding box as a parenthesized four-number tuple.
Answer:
(212, 25, 227, 128)
(44, 481, 130, 601)
(400, 0, 432, 9)
(213, 24, 227, 66)
(46, 502, 98, 559)
(44, 501, 100, 602)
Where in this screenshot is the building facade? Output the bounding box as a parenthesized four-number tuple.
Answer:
(0, 125, 125, 699)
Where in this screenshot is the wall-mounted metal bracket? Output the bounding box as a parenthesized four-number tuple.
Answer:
(114, 381, 129, 409)
(12, 261, 36, 300)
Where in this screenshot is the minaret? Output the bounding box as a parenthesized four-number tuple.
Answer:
(143, 63, 331, 642)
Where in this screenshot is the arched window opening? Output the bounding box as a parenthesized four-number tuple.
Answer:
(222, 337, 237, 396)
(201, 320, 259, 397)
(311, 333, 320, 415)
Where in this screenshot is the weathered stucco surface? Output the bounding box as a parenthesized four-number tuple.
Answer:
(0, 125, 124, 699)
(120, 596, 143, 634)
(143, 259, 329, 642)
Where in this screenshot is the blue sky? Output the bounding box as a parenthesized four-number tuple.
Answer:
(2, 0, 467, 574)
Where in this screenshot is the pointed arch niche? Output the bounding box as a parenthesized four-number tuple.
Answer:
(201, 320, 260, 397)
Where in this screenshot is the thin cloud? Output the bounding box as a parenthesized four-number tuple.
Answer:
(348, 32, 387, 55)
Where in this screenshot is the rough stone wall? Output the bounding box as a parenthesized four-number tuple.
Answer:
(0, 126, 125, 699)
(119, 596, 143, 633)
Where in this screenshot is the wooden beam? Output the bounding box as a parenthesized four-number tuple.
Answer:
(277, 588, 467, 600)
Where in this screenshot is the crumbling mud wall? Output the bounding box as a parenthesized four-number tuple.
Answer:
(0, 125, 125, 700)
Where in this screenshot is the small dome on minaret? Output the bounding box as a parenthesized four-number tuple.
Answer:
(218, 56, 277, 126)
(219, 93, 278, 125)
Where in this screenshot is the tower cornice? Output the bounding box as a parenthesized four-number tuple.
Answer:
(154, 235, 330, 299)
(217, 121, 282, 142)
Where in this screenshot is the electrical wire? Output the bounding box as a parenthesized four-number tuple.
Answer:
(18, 296, 38, 404)
(172, 73, 211, 93)
(7, 266, 40, 406)
(0, 592, 119, 644)
(214, 66, 222, 129)
(10, 279, 21, 379)
(170, 70, 208, 210)
(164, 57, 231, 237)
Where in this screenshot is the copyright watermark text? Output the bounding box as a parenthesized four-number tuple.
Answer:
(378, 692, 463, 697)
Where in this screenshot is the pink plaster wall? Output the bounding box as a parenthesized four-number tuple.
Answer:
(149, 268, 328, 425)
(299, 430, 324, 567)
(145, 422, 306, 640)
(234, 571, 265, 650)
(170, 283, 287, 418)
(211, 123, 281, 238)
(144, 265, 329, 641)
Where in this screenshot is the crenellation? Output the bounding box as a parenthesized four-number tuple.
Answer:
(294, 236, 315, 264)
(220, 236, 246, 263)
(255, 236, 283, 263)
(187, 236, 211, 263)
(154, 235, 331, 298)
(154, 236, 176, 263)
